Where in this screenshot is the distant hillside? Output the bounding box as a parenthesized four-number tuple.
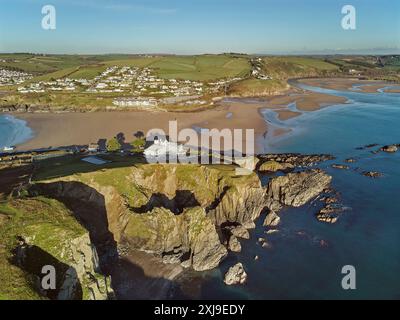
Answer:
(0, 53, 398, 110)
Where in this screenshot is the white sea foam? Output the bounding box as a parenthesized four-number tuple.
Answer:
(0, 115, 33, 149)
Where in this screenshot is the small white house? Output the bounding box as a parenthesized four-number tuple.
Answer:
(88, 143, 99, 153)
(144, 138, 187, 160)
(113, 97, 158, 108)
(3, 146, 16, 152)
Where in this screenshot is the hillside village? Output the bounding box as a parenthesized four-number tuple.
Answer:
(0, 69, 33, 86)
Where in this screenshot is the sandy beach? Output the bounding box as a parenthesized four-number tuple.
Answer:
(385, 87, 400, 93)
(267, 92, 347, 111)
(298, 77, 399, 93)
(17, 101, 268, 152)
(13, 81, 359, 153)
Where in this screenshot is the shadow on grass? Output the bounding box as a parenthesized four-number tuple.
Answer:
(12, 242, 83, 300)
(30, 181, 119, 270)
(32, 153, 147, 182)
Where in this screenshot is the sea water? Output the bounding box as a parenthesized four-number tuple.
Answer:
(187, 86, 400, 299)
(0, 115, 33, 150)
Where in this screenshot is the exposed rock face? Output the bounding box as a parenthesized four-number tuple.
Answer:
(129, 164, 268, 226)
(317, 188, 347, 224)
(209, 186, 267, 226)
(317, 206, 340, 224)
(258, 160, 294, 173)
(265, 170, 332, 211)
(33, 164, 266, 272)
(14, 223, 112, 300)
(224, 263, 247, 285)
(233, 156, 260, 172)
(123, 207, 227, 272)
(263, 210, 281, 227)
(228, 235, 242, 253)
(258, 154, 334, 169)
(29, 181, 121, 265)
(242, 221, 256, 229)
(228, 225, 250, 240)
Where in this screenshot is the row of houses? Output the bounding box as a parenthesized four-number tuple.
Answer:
(112, 97, 158, 108)
(86, 66, 207, 97)
(17, 77, 82, 93)
(0, 69, 33, 86)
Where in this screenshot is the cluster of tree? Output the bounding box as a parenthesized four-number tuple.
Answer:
(106, 131, 146, 153)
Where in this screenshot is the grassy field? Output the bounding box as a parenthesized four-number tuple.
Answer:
(148, 55, 251, 81)
(262, 56, 340, 79)
(2, 54, 251, 82)
(228, 78, 288, 96)
(2, 91, 115, 109)
(1, 53, 398, 110)
(0, 196, 85, 300)
(70, 55, 251, 81)
(0, 54, 103, 74)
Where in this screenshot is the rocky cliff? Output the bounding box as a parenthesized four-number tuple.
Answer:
(31, 164, 268, 273)
(0, 198, 112, 300)
(264, 169, 332, 212)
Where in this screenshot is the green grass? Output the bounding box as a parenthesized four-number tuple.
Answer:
(0, 54, 104, 75)
(229, 78, 287, 96)
(68, 65, 108, 79)
(29, 67, 80, 82)
(0, 197, 86, 300)
(148, 55, 251, 81)
(1, 54, 251, 82)
(262, 56, 340, 80)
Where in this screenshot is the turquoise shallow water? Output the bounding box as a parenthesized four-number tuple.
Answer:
(0, 115, 33, 150)
(190, 86, 400, 300)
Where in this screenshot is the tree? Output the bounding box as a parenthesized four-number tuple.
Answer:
(106, 137, 121, 152)
(131, 138, 146, 152)
(134, 131, 145, 139)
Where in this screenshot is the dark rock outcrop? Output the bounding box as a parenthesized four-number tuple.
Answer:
(362, 171, 383, 178)
(258, 160, 294, 173)
(381, 145, 398, 153)
(227, 225, 250, 240)
(263, 210, 281, 227)
(228, 235, 242, 253)
(258, 153, 334, 169)
(224, 263, 247, 285)
(265, 169, 332, 211)
(317, 205, 342, 224)
(117, 206, 228, 272)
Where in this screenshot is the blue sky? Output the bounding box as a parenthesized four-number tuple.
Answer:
(0, 0, 399, 54)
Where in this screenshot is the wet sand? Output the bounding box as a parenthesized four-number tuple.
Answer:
(384, 87, 400, 93)
(298, 78, 399, 94)
(276, 110, 301, 120)
(268, 92, 347, 112)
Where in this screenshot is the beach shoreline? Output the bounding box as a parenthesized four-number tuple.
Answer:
(296, 77, 400, 93)
(9, 77, 393, 153)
